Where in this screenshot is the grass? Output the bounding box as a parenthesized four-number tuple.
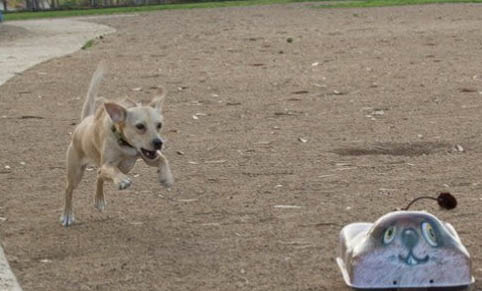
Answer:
(81, 39, 94, 50)
(322, 0, 482, 8)
(3, 0, 482, 21)
(3, 0, 328, 21)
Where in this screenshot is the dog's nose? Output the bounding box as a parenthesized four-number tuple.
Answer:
(152, 138, 163, 150)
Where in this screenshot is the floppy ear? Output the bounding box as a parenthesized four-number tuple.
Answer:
(104, 102, 127, 123)
(150, 86, 167, 111)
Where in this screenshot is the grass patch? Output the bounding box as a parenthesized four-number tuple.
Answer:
(321, 0, 482, 8)
(3, 0, 481, 21)
(81, 39, 94, 50)
(4, 0, 330, 21)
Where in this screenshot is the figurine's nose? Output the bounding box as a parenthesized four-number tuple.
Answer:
(402, 228, 419, 249)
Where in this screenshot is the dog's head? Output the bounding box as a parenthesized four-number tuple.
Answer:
(104, 87, 167, 163)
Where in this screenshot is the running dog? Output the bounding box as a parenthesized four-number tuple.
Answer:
(61, 63, 174, 226)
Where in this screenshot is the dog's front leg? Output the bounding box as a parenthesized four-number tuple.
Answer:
(99, 163, 132, 190)
(148, 151, 174, 188)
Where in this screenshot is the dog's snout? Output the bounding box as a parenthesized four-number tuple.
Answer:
(152, 138, 163, 150)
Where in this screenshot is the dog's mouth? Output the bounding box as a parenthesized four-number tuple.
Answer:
(140, 148, 159, 160)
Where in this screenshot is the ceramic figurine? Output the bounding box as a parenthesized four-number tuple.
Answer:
(337, 193, 474, 290)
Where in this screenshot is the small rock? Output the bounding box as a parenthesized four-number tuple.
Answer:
(286, 37, 293, 43)
(453, 144, 464, 153)
(372, 109, 385, 116)
(274, 205, 302, 209)
(298, 137, 308, 143)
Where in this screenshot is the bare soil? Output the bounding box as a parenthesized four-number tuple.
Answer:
(1, 3, 482, 290)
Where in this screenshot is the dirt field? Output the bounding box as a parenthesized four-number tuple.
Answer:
(1, 3, 482, 290)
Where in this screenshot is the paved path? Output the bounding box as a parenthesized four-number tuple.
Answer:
(0, 18, 115, 85)
(0, 17, 116, 291)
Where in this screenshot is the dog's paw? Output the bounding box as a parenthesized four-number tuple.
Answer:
(60, 214, 75, 227)
(116, 177, 132, 190)
(94, 197, 106, 211)
(158, 168, 174, 188)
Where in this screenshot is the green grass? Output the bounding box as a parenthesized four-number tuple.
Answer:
(322, 0, 482, 8)
(3, 0, 327, 21)
(4, 0, 482, 21)
(81, 39, 94, 49)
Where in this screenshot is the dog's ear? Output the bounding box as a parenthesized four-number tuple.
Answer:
(104, 102, 127, 123)
(122, 97, 139, 108)
(150, 86, 167, 111)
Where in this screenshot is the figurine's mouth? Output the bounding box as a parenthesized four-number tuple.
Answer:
(398, 251, 429, 266)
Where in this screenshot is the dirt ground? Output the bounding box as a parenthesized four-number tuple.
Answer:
(1, 3, 482, 290)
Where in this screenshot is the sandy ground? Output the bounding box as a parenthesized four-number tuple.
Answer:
(1, 3, 482, 290)
(0, 17, 115, 291)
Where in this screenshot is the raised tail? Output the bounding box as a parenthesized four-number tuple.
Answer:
(80, 62, 105, 120)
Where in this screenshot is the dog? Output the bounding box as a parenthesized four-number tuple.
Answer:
(61, 63, 174, 226)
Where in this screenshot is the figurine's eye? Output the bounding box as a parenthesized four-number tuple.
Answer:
(383, 226, 397, 245)
(156, 123, 162, 130)
(136, 123, 146, 131)
(422, 222, 438, 247)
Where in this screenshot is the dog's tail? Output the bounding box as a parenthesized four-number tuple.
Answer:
(81, 62, 105, 121)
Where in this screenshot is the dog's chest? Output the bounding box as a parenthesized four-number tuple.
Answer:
(118, 156, 138, 174)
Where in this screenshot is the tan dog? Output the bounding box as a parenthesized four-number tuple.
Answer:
(61, 63, 174, 226)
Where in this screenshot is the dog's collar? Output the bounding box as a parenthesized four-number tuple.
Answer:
(111, 125, 135, 149)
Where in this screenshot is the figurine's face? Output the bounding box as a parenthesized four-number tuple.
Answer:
(350, 211, 471, 287)
(370, 213, 446, 266)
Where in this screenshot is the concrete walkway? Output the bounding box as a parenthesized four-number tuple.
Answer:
(0, 17, 116, 291)
(0, 18, 115, 85)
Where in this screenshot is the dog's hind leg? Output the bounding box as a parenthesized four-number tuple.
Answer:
(94, 176, 105, 211)
(61, 144, 86, 227)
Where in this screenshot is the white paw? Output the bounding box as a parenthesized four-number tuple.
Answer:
(116, 177, 132, 190)
(95, 198, 106, 211)
(159, 168, 174, 188)
(60, 213, 75, 227)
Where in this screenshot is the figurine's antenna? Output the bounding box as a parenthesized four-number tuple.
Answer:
(402, 192, 457, 211)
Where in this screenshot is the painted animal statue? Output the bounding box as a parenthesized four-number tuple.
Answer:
(337, 193, 473, 290)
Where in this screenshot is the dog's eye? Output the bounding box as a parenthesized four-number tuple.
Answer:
(136, 124, 146, 130)
(156, 123, 162, 130)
